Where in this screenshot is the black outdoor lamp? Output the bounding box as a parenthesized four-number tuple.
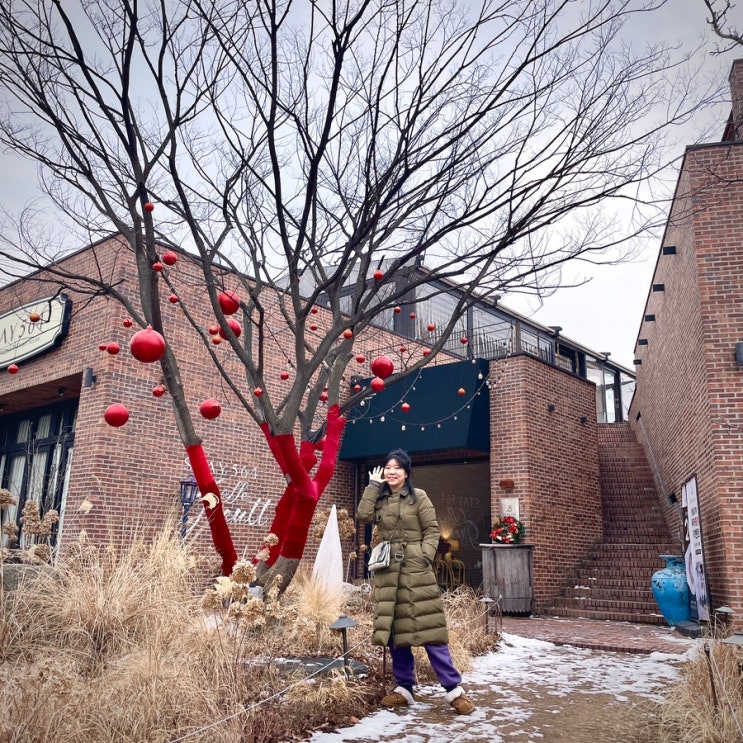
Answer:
(179, 475, 200, 539)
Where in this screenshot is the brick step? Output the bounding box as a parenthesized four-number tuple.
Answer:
(587, 543, 679, 554)
(574, 567, 666, 581)
(562, 586, 655, 601)
(551, 595, 659, 613)
(571, 575, 658, 590)
(546, 606, 667, 625)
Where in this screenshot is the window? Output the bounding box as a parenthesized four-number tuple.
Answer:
(0, 400, 77, 551)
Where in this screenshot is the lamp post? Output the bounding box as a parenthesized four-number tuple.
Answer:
(179, 475, 199, 539)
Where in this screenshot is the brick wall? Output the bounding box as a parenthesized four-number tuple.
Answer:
(630, 127, 743, 620)
(489, 353, 602, 612)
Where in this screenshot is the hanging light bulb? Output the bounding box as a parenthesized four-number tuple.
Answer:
(380, 415, 386, 422)
(401, 425, 406, 431)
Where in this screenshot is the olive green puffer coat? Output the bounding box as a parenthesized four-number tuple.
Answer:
(356, 482, 448, 647)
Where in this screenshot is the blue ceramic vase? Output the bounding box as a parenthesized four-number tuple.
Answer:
(651, 554, 691, 627)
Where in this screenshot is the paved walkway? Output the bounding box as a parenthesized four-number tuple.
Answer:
(500, 614, 697, 655)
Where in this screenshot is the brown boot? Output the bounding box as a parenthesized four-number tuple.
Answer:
(446, 687, 475, 715)
(381, 686, 415, 708)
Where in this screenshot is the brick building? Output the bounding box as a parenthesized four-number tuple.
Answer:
(1, 232, 659, 618)
(630, 59, 743, 625)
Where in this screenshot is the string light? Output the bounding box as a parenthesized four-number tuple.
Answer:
(347, 363, 494, 431)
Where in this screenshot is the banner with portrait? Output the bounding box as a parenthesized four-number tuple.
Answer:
(681, 476, 711, 622)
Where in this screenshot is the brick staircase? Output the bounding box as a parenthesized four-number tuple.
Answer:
(546, 423, 680, 624)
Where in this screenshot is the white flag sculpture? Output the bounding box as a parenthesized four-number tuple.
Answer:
(312, 504, 344, 598)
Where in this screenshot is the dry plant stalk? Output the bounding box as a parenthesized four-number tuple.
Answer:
(632, 640, 743, 743)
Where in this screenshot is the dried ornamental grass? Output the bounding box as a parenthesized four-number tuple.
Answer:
(635, 641, 743, 743)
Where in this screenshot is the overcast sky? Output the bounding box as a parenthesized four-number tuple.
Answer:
(503, 2, 739, 368)
(0, 1, 739, 369)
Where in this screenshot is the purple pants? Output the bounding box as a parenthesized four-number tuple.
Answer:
(388, 639, 462, 690)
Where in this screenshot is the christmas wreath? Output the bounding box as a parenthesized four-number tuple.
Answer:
(490, 515, 525, 544)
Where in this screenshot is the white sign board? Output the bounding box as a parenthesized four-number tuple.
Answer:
(0, 295, 71, 368)
(499, 497, 520, 521)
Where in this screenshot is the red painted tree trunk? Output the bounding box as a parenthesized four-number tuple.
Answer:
(258, 404, 346, 566)
(186, 443, 238, 576)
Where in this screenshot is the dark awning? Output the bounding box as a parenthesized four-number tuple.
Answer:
(340, 358, 490, 460)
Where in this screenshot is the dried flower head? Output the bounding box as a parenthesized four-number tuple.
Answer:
(26, 543, 51, 563)
(254, 546, 270, 562)
(265, 533, 279, 546)
(0, 488, 17, 510)
(2, 520, 19, 542)
(20, 500, 42, 534)
(214, 576, 233, 600)
(78, 499, 94, 514)
(231, 560, 257, 585)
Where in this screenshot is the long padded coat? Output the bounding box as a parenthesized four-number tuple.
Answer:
(356, 482, 449, 648)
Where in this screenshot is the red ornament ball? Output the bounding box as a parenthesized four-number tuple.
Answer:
(169, 294, 178, 304)
(144, 201, 155, 212)
(129, 326, 166, 363)
(409, 312, 416, 319)
(370, 355, 394, 379)
(7, 363, 19, 375)
(280, 371, 289, 380)
(458, 387, 466, 396)
(373, 269, 384, 280)
(104, 403, 129, 427)
(460, 337, 468, 345)
(152, 385, 166, 397)
(319, 392, 328, 402)
(218, 290, 240, 315)
(29, 312, 41, 323)
(99, 343, 108, 351)
(394, 306, 401, 314)
(208, 324, 220, 335)
(370, 376, 385, 392)
(427, 323, 435, 331)
(161, 251, 177, 266)
(310, 324, 318, 331)
(422, 348, 431, 356)
(253, 387, 264, 397)
(122, 318, 133, 328)
(218, 317, 242, 339)
(106, 342, 120, 355)
(199, 398, 222, 419)
(353, 383, 362, 392)
(152, 262, 163, 272)
(355, 354, 366, 363)
(211, 335, 222, 345)
(310, 306, 318, 314)
(342, 329, 353, 339)
(400, 346, 407, 353)
(401, 402, 411, 412)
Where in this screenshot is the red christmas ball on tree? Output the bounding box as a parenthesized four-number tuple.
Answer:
(199, 398, 222, 419)
(144, 201, 155, 212)
(218, 290, 240, 315)
(370, 376, 385, 392)
(129, 327, 166, 363)
(106, 342, 120, 355)
(161, 251, 177, 266)
(401, 402, 411, 412)
(7, 363, 19, 375)
(104, 403, 129, 427)
(370, 355, 394, 379)
(218, 317, 242, 339)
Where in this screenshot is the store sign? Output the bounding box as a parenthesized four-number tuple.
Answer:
(0, 295, 72, 369)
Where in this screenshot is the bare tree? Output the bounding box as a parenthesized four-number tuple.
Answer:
(0, 0, 711, 585)
(704, 0, 743, 49)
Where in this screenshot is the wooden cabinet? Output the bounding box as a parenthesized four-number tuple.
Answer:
(480, 544, 534, 615)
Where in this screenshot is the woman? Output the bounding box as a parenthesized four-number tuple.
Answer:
(356, 448, 475, 715)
